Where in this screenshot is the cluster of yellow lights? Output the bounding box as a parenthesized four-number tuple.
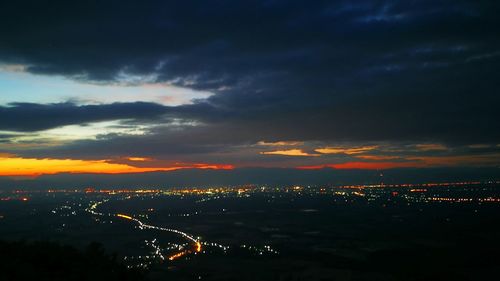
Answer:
(171, 187, 252, 195)
(339, 181, 488, 189)
(167, 241, 202, 261)
(429, 197, 474, 202)
(479, 198, 500, 202)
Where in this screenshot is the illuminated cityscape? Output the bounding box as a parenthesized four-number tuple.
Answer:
(1, 1, 500, 280)
(1, 181, 499, 279)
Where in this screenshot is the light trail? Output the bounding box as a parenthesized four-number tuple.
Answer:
(88, 200, 202, 262)
(86, 196, 282, 264)
(168, 251, 187, 261)
(116, 214, 133, 220)
(115, 212, 202, 260)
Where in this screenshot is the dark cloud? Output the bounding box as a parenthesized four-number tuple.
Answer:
(0, 102, 168, 131)
(0, 0, 499, 160)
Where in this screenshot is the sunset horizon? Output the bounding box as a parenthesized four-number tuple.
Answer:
(1, 1, 499, 280)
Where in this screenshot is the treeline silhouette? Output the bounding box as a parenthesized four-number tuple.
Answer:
(0, 240, 146, 281)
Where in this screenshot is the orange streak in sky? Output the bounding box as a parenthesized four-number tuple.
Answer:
(126, 157, 152, 161)
(0, 156, 233, 176)
(315, 145, 378, 155)
(260, 149, 320, 157)
(191, 163, 234, 170)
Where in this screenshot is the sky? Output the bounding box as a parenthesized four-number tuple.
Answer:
(0, 0, 499, 181)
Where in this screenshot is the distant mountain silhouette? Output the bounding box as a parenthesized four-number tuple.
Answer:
(1, 167, 499, 189)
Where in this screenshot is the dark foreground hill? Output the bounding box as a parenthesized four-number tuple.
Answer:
(0, 240, 146, 281)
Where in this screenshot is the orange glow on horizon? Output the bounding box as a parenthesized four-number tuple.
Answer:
(0, 156, 234, 177)
(296, 153, 500, 170)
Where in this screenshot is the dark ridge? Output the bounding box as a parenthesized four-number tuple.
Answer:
(0, 240, 146, 281)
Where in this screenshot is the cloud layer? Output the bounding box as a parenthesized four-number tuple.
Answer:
(0, 1, 499, 176)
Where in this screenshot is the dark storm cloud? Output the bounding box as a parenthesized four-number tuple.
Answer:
(0, 102, 168, 131)
(1, 0, 499, 144)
